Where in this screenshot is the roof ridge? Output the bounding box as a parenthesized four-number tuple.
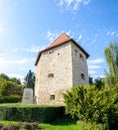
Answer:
(48, 32, 71, 48)
(35, 32, 89, 65)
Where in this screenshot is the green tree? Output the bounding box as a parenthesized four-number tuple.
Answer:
(0, 73, 23, 96)
(89, 76, 93, 85)
(63, 85, 118, 129)
(1, 80, 23, 96)
(10, 77, 21, 84)
(94, 78, 104, 89)
(104, 41, 118, 85)
(0, 73, 9, 81)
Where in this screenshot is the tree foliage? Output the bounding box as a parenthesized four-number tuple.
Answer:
(104, 41, 118, 85)
(63, 85, 118, 129)
(0, 73, 23, 97)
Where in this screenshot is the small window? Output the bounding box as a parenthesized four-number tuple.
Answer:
(80, 54, 84, 61)
(48, 73, 54, 78)
(48, 50, 53, 54)
(75, 49, 78, 56)
(50, 95, 55, 100)
(81, 73, 85, 80)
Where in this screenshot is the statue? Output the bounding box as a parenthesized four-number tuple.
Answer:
(22, 70, 34, 104)
(26, 70, 33, 88)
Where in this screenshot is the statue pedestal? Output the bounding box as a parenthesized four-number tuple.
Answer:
(22, 88, 33, 104)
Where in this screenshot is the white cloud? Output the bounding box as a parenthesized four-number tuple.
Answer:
(20, 67, 27, 71)
(66, 30, 72, 36)
(46, 30, 59, 43)
(88, 65, 101, 69)
(0, 57, 35, 66)
(12, 45, 43, 53)
(88, 58, 104, 64)
(88, 70, 96, 75)
(15, 58, 35, 65)
(0, 53, 4, 57)
(106, 30, 116, 37)
(0, 27, 6, 33)
(88, 58, 105, 78)
(0, 58, 9, 65)
(78, 34, 82, 40)
(90, 75, 105, 79)
(0, 27, 13, 35)
(56, 0, 92, 11)
(27, 46, 41, 53)
(46, 30, 75, 43)
(16, 58, 30, 64)
(7, 73, 23, 79)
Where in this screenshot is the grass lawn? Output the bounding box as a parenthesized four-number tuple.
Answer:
(40, 116, 83, 130)
(0, 116, 84, 130)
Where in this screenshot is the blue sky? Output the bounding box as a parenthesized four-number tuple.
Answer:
(0, 0, 118, 81)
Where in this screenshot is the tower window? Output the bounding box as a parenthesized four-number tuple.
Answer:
(75, 49, 78, 56)
(50, 95, 55, 100)
(48, 50, 53, 54)
(80, 54, 84, 61)
(48, 73, 54, 78)
(81, 73, 85, 80)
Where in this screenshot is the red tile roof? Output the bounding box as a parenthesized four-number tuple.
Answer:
(45, 33, 71, 50)
(35, 33, 89, 65)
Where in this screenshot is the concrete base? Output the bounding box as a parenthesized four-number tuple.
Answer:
(22, 88, 33, 104)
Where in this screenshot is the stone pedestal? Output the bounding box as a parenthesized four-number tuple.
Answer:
(22, 88, 33, 104)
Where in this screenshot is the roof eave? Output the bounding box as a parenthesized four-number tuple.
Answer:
(35, 39, 71, 66)
(71, 39, 90, 58)
(35, 39, 89, 66)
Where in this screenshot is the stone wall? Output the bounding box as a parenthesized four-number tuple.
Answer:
(71, 42, 89, 86)
(35, 42, 73, 105)
(35, 41, 89, 105)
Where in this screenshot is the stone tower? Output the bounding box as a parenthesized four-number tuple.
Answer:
(35, 33, 89, 105)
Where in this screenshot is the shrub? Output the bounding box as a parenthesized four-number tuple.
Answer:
(23, 122, 39, 130)
(0, 81, 23, 96)
(7, 124, 19, 130)
(24, 123, 32, 130)
(0, 104, 64, 123)
(63, 85, 118, 129)
(1, 126, 8, 130)
(0, 95, 21, 103)
(77, 121, 106, 130)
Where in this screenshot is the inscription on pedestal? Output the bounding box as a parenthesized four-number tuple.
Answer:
(22, 88, 33, 104)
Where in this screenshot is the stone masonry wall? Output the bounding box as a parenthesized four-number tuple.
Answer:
(71, 42, 89, 86)
(35, 42, 73, 105)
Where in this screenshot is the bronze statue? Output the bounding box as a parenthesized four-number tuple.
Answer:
(26, 70, 33, 88)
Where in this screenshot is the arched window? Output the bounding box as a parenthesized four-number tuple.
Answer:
(81, 73, 85, 80)
(80, 54, 84, 61)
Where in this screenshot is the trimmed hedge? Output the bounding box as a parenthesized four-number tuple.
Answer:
(0, 95, 21, 103)
(0, 104, 65, 123)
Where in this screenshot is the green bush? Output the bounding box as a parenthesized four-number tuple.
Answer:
(0, 104, 64, 123)
(0, 95, 21, 103)
(63, 85, 118, 129)
(77, 121, 106, 130)
(0, 81, 23, 96)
